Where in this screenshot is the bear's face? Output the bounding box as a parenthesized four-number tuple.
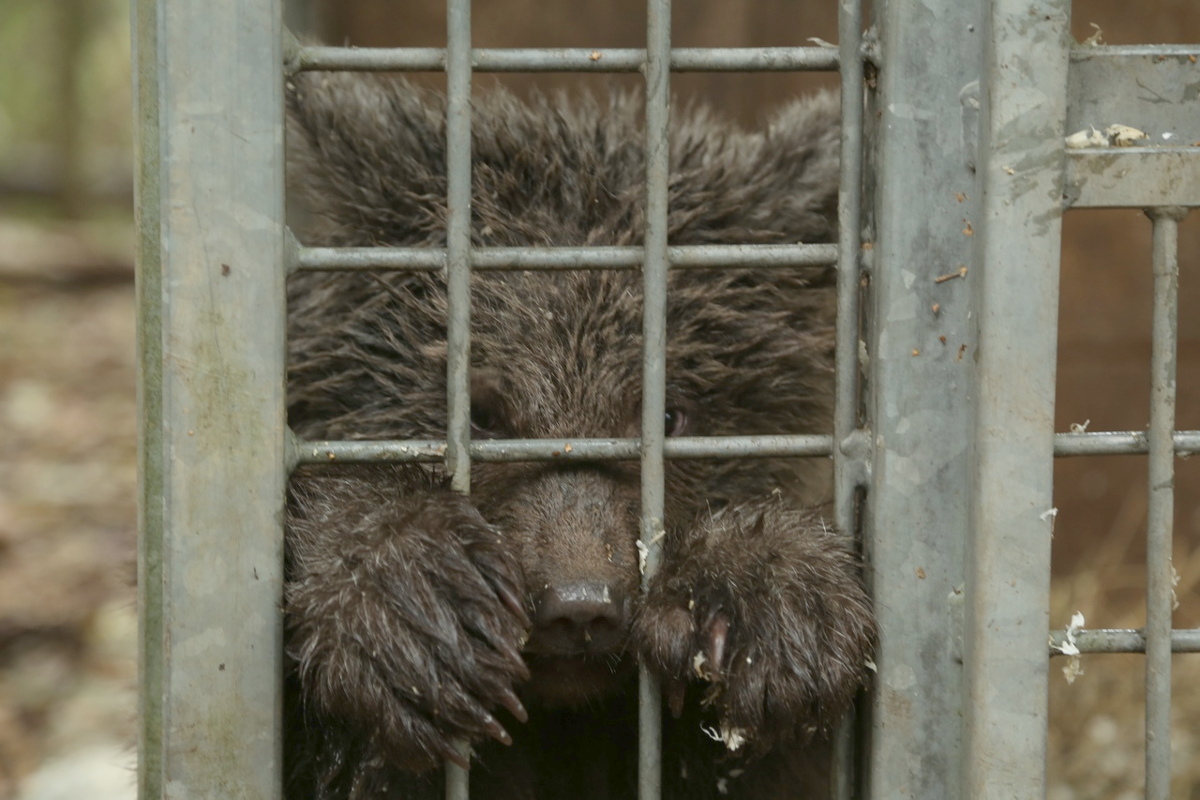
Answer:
(289, 263, 836, 710)
(282, 72, 873, 798)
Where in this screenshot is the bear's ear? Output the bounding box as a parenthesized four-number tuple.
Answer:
(755, 90, 841, 240)
(666, 90, 841, 247)
(286, 72, 450, 246)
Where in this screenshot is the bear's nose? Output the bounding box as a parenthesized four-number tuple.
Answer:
(533, 581, 626, 654)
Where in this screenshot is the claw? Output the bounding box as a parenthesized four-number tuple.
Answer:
(481, 711, 513, 747)
(707, 613, 730, 679)
(491, 579, 532, 629)
(493, 637, 532, 681)
(498, 688, 529, 724)
(666, 677, 686, 719)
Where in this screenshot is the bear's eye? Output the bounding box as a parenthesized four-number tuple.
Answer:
(469, 370, 511, 439)
(470, 402, 507, 438)
(665, 408, 688, 437)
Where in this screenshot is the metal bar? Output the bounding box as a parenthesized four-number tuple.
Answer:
(292, 434, 834, 465)
(135, 0, 286, 796)
(1066, 45, 1200, 147)
(1055, 430, 1200, 457)
(964, 0, 1072, 796)
(293, 45, 838, 74)
(865, 0, 986, 794)
(1049, 628, 1200, 655)
(833, 0, 866, 530)
(444, 0, 473, 793)
(1064, 148, 1200, 210)
(480, 47, 841, 72)
(638, 0, 671, 797)
(1145, 206, 1186, 800)
(296, 46, 447, 72)
(832, 0, 866, 795)
(294, 243, 839, 273)
(1072, 43, 1200, 60)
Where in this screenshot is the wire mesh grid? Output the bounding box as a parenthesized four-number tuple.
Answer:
(1048, 38, 1200, 800)
(281, 1, 868, 798)
(1047, 206, 1195, 799)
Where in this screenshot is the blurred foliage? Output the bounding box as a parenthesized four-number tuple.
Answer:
(0, 0, 132, 211)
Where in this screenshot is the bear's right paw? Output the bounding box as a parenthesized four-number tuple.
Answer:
(287, 483, 531, 771)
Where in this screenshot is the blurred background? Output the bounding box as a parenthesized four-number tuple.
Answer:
(0, 1, 1196, 798)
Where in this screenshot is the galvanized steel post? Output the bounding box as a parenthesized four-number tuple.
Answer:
(134, 0, 287, 796)
(965, 0, 1072, 797)
(864, 0, 985, 795)
(639, 0, 671, 797)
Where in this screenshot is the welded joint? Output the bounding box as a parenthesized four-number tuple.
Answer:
(284, 427, 302, 474)
(1146, 205, 1190, 223)
(283, 28, 303, 77)
(859, 243, 875, 272)
(838, 427, 873, 488)
(860, 35, 881, 68)
(284, 228, 303, 275)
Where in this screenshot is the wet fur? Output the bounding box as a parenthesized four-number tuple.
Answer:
(283, 72, 875, 800)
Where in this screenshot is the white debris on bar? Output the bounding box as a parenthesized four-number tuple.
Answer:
(1107, 124, 1148, 146)
(1053, 611, 1086, 684)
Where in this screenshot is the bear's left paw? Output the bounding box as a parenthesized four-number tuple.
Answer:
(634, 501, 876, 753)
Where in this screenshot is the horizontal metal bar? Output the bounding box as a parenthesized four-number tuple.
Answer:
(1067, 45, 1200, 146)
(1064, 148, 1200, 209)
(662, 47, 839, 71)
(1070, 43, 1200, 62)
(292, 434, 834, 466)
(293, 46, 445, 72)
(1054, 429, 1200, 456)
(294, 243, 840, 272)
(1049, 628, 1200, 655)
(292, 45, 838, 74)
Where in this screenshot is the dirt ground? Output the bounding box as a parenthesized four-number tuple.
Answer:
(0, 275, 138, 799)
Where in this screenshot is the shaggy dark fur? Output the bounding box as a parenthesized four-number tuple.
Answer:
(283, 72, 875, 800)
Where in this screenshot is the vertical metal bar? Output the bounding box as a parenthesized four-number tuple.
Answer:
(1144, 205, 1186, 800)
(833, 0, 866, 795)
(445, 0, 474, 794)
(639, 0, 670, 798)
(133, 5, 164, 790)
(134, 0, 286, 796)
(864, 0, 985, 795)
(964, 0, 1071, 797)
(833, 0, 865, 528)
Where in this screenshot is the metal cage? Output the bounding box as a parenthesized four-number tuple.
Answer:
(134, 0, 1199, 797)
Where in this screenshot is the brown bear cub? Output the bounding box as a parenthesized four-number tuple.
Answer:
(283, 72, 876, 800)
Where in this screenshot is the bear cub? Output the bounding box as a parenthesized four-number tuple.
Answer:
(283, 72, 875, 800)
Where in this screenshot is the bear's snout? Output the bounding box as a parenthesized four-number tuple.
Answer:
(530, 580, 629, 655)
